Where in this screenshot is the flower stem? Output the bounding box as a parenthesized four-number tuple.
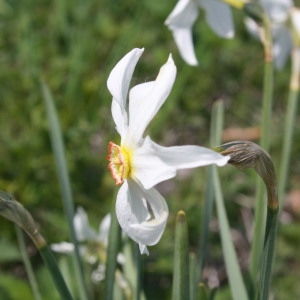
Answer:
(104, 207, 121, 300)
(249, 12, 274, 286)
(278, 49, 300, 209)
(198, 100, 224, 274)
(15, 226, 42, 300)
(172, 211, 190, 300)
(39, 245, 74, 300)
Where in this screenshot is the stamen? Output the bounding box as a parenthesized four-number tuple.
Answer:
(107, 142, 131, 185)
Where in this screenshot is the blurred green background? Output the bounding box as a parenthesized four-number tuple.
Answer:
(0, 0, 300, 299)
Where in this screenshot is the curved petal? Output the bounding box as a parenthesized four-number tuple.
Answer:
(107, 48, 144, 109)
(125, 55, 177, 145)
(244, 17, 260, 40)
(272, 25, 292, 69)
(172, 28, 198, 65)
(165, 0, 199, 65)
(201, 0, 234, 38)
(74, 207, 98, 242)
(133, 136, 229, 189)
(115, 180, 169, 255)
(108, 48, 144, 137)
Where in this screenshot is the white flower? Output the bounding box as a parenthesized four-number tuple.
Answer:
(165, 0, 234, 65)
(107, 48, 230, 255)
(245, 0, 299, 69)
(51, 208, 116, 264)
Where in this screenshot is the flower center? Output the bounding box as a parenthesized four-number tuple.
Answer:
(107, 142, 132, 185)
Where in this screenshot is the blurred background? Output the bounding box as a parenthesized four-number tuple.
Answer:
(0, 0, 299, 299)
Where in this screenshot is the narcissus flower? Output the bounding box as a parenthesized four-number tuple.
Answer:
(165, 0, 234, 65)
(107, 48, 229, 255)
(245, 0, 300, 69)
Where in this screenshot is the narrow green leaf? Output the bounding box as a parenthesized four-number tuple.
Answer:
(212, 167, 249, 300)
(189, 252, 198, 300)
(172, 210, 189, 300)
(41, 81, 89, 300)
(39, 245, 74, 300)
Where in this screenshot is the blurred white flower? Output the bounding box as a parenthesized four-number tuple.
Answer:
(107, 48, 229, 255)
(165, 0, 234, 65)
(245, 0, 300, 69)
(51, 207, 123, 265)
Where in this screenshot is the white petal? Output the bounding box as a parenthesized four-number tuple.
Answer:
(272, 25, 292, 69)
(125, 55, 176, 145)
(98, 214, 111, 246)
(172, 28, 198, 65)
(261, 0, 292, 23)
(107, 48, 144, 110)
(111, 98, 127, 137)
(291, 8, 300, 37)
(51, 242, 74, 253)
(133, 136, 229, 189)
(74, 207, 97, 242)
(165, 0, 198, 28)
(115, 180, 169, 254)
(108, 48, 144, 137)
(244, 18, 260, 40)
(165, 0, 199, 65)
(201, 0, 234, 38)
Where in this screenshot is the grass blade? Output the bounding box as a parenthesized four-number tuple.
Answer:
(41, 81, 90, 300)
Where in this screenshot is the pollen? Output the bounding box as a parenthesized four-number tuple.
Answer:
(107, 142, 132, 185)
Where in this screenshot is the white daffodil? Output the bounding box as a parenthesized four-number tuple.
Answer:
(51, 208, 119, 264)
(107, 48, 230, 255)
(165, 0, 234, 65)
(245, 0, 297, 69)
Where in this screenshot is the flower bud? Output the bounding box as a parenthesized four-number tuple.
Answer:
(214, 141, 278, 211)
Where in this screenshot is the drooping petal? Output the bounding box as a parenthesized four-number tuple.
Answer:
(272, 25, 292, 69)
(125, 55, 177, 145)
(108, 48, 144, 136)
(201, 0, 234, 38)
(165, 0, 199, 65)
(133, 136, 230, 189)
(74, 207, 98, 242)
(115, 180, 169, 255)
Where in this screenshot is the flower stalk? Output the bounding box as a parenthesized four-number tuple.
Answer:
(215, 141, 279, 298)
(0, 190, 73, 300)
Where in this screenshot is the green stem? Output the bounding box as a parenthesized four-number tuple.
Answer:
(104, 208, 121, 300)
(278, 48, 300, 208)
(258, 208, 278, 300)
(39, 245, 74, 300)
(41, 81, 90, 300)
(250, 13, 274, 284)
(172, 211, 190, 300)
(15, 226, 42, 300)
(212, 167, 248, 300)
(199, 100, 224, 274)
